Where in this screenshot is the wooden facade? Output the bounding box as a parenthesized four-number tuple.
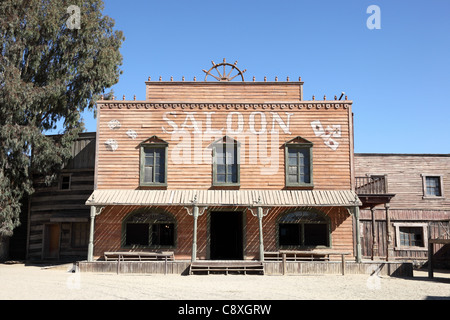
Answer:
(87, 75, 361, 263)
(354, 154, 450, 266)
(26, 132, 95, 260)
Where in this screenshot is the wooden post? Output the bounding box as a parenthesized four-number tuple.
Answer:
(282, 253, 287, 275)
(87, 206, 96, 262)
(354, 206, 362, 263)
(257, 207, 265, 262)
(341, 254, 345, 276)
(191, 205, 199, 262)
(371, 206, 377, 260)
(164, 256, 168, 275)
(385, 203, 391, 262)
(428, 240, 434, 279)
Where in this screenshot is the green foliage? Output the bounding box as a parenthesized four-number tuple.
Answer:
(0, 0, 124, 236)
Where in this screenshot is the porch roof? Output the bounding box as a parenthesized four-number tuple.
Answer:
(86, 189, 361, 208)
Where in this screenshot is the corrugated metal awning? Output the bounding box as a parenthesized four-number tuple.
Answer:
(86, 189, 361, 207)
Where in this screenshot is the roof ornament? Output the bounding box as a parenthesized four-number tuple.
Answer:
(202, 58, 247, 81)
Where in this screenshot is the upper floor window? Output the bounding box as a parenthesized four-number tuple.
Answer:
(139, 136, 168, 187)
(212, 136, 240, 186)
(60, 174, 71, 190)
(285, 137, 313, 187)
(421, 174, 444, 198)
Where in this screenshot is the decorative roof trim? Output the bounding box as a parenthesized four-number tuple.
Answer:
(97, 101, 352, 110)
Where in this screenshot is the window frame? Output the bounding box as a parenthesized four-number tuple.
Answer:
(212, 138, 240, 187)
(59, 174, 72, 191)
(284, 139, 314, 188)
(393, 222, 428, 251)
(277, 210, 331, 250)
(139, 143, 168, 187)
(421, 174, 444, 199)
(122, 209, 176, 249)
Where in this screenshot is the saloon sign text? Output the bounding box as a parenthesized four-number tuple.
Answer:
(162, 111, 293, 136)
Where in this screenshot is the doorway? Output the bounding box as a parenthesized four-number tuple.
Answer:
(44, 224, 60, 259)
(210, 211, 243, 260)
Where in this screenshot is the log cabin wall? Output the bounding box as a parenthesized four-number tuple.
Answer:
(354, 154, 450, 263)
(96, 82, 353, 191)
(27, 133, 96, 260)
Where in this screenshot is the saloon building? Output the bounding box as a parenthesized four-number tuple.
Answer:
(21, 61, 448, 275)
(85, 60, 364, 269)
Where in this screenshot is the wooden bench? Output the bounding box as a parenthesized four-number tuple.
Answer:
(189, 262, 264, 275)
(265, 250, 351, 275)
(104, 251, 174, 275)
(264, 251, 329, 261)
(104, 251, 174, 262)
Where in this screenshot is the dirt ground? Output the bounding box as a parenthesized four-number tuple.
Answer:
(0, 263, 449, 300)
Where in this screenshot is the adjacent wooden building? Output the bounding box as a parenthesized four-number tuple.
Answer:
(85, 61, 363, 264)
(26, 132, 95, 261)
(354, 153, 450, 266)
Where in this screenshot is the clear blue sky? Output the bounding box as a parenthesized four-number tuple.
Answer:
(76, 0, 450, 154)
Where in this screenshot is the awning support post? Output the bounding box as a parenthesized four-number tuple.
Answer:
(257, 207, 265, 262)
(192, 205, 199, 262)
(87, 205, 104, 262)
(249, 198, 270, 262)
(185, 195, 207, 263)
(354, 206, 362, 263)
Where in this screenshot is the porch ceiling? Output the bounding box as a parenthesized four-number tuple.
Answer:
(85, 189, 361, 208)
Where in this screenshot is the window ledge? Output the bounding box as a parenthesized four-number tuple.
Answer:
(422, 196, 445, 200)
(394, 246, 428, 252)
(139, 184, 168, 189)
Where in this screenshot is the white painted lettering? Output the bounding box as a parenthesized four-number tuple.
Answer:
(270, 112, 293, 134)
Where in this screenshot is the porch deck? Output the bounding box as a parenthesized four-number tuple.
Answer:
(77, 260, 413, 277)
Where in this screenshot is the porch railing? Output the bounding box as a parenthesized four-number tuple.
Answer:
(355, 175, 388, 194)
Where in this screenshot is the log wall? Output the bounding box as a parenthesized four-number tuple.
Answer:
(27, 133, 95, 260)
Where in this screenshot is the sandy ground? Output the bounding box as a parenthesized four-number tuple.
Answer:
(0, 263, 449, 300)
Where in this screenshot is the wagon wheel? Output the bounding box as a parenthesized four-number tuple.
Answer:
(202, 58, 247, 81)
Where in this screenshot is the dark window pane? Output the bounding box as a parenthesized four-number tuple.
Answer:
(152, 224, 174, 246)
(279, 224, 300, 246)
(287, 146, 311, 185)
(217, 164, 226, 174)
(144, 167, 153, 183)
(61, 176, 71, 190)
(399, 227, 424, 247)
(304, 224, 328, 246)
(142, 146, 166, 184)
(126, 223, 149, 246)
(426, 177, 442, 196)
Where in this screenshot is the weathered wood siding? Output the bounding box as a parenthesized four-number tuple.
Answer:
(93, 205, 354, 261)
(27, 133, 95, 260)
(355, 154, 450, 263)
(96, 82, 353, 191)
(145, 81, 303, 102)
(355, 154, 450, 210)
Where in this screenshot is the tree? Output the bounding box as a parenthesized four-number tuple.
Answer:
(0, 0, 124, 259)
